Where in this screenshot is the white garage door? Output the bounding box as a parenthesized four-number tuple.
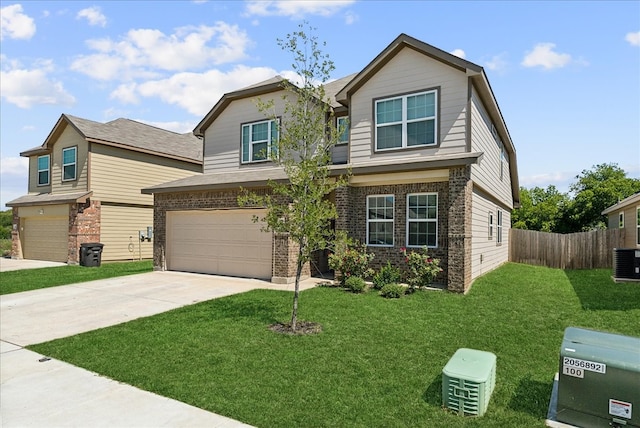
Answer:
(22, 217, 69, 262)
(167, 209, 272, 279)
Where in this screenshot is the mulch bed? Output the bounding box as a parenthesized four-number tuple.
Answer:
(269, 321, 323, 335)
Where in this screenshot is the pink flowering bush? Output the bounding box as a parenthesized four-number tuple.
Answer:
(328, 232, 374, 285)
(400, 246, 443, 290)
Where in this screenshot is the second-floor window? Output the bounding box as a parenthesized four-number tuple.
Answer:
(62, 147, 77, 181)
(619, 212, 625, 228)
(337, 116, 349, 144)
(375, 89, 437, 151)
(37, 155, 50, 186)
(241, 119, 278, 163)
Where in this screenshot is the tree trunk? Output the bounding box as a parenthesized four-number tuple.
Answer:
(290, 244, 306, 331)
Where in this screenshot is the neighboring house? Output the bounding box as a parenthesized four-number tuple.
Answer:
(602, 192, 640, 248)
(143, 34, 519, 293)
(7, 114, 202, 264)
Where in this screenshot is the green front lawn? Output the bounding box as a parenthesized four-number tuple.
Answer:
(29, 263, 640, 427)
(0, 260, 153, 295)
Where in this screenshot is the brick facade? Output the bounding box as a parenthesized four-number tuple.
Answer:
(333, 167, 472, 292)
(153, 188, 307, 283)
(10, 208, 22, 259)
(68, 200, 101, 264)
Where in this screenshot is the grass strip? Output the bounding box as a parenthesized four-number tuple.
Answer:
(0, 260, 152, 295)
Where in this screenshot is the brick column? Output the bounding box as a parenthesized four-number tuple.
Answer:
(10, 207, 23, 259)
(272, 232, 310, 284)
(69, 200, 101, 264)
(447, 166, 472, 293)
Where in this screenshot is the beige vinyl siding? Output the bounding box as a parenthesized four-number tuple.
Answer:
(27, 156, 52, 194)
(50, 126, 89, 194)
(470, 187, 510, 280)
(203, 92, 295, 173)
(349, 48, 468, 164)
(90, 144, 201, 205)
(469, 87, 513, 209)
(607, 205, 640, 248)
(100, 204, 154, 261)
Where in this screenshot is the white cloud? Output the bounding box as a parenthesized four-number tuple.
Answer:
(450, 49, 465, 59)
(77, 6, 107, 27)
(522, 43, 572, 70)
(0, 59, 75, 108)
(0, 4, 36, 40)
(1, 156, 29, 175)
(344, 10, 358, 24)
(625, 31, 640, 46)
(484, 53, 508, 72)
(116, 65, 280, 116)
(245, 0, 354, 18)
(110, 83, 141, 104)
(71, 22, 251, 81)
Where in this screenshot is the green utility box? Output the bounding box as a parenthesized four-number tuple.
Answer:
(557, 327, 640, 427)
(442, 348, 496, 416)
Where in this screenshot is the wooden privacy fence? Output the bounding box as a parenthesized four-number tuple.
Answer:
(509, 228, 626, 270)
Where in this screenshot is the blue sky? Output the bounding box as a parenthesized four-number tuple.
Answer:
(1, 0, 639, 209)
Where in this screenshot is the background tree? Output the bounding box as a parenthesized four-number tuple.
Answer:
(513, 163, 640, 233)
(239, 23, 347, 332)
(559, 163, 640, 232)
(511, 185, 569, 232)
(0, 209, 12, 240)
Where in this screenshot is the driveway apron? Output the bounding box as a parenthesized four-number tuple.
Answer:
(1, 270, 323, 427)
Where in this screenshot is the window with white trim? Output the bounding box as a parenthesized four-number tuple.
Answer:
(488, 211, 494, 239)
(241, 119, 278, 163)
(497, 209, 503, 244)
(62, 147, 77, 181)
(37, 155, 50, 186)
(367, 195, 394, 246)
(619, 212, 625, 228)
(406, 193, 438, 247)
(375, 90, 437, 150)
(337, 116, 349, 144)
(636, 207, 639, 246)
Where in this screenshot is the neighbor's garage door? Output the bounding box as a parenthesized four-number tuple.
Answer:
(22, 217, 68, 262)
(166, 210, 272, 279)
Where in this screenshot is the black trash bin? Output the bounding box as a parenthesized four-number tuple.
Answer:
(80, 243, 104, 267)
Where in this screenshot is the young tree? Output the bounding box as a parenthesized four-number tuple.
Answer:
(239, 23, 347, 332)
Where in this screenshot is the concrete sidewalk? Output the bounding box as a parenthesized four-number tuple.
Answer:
(1, 271, 325, 427)
(0, 258, 67, 272)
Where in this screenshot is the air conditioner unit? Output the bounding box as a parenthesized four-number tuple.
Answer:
(442, 348, 496, 417)
(613, 248, 640, 281)
(557, 327, 640, 427)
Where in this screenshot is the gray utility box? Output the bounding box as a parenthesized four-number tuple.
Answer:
(557, 327, 640, 427)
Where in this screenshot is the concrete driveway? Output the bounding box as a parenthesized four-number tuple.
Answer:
(1, 270, 324, 427)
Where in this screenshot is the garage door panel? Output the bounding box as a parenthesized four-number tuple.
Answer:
(167, 210, 272, 279)
(23, 217, 68, 262)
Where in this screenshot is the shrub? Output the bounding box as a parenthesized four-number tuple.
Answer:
(380, 283, 405, 298)
(372, 261, 402, 290)
(344, 276, 367, 293)
(328, 232, 374, 285)
(400, 246, 443, 290)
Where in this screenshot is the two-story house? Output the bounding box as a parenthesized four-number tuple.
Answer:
(8, 114, 202, 264)
(143, 34, 519, 293)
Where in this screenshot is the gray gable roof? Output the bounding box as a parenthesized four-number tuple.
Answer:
(21, 114, 202, 164)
